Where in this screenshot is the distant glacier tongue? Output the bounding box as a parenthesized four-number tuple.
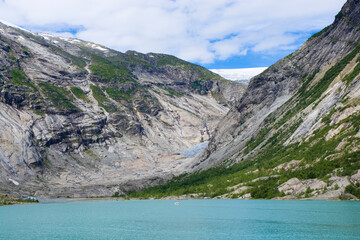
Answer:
(210, 67, 267, 84)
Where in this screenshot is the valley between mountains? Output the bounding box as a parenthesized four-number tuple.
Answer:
(1, 0, 360, 201)
(0, 20, 244, 198)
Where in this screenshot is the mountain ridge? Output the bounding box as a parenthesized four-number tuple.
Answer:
(0, 21, 245, 197)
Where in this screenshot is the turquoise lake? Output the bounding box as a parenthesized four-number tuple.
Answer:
(0, 199, 359, 239)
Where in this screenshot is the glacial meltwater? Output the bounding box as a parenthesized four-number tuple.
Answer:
(0, 200, 359, 239)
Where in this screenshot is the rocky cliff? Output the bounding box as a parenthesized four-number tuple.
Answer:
(0, 22, 244, 197)
(131, 0, 360, 200)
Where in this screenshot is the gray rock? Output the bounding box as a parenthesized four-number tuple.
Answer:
(278, 178, 327, 195)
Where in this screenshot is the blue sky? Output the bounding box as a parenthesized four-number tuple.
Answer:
(0, 0, 346, 69)
(203, 40, 311, 69)
(203, 29, 318, 68)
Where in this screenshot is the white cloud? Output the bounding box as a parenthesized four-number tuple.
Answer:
(0, 0, 346, 64)
(210, 37, 248, 60)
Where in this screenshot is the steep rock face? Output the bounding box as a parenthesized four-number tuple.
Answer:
(0, 23, 245, 197)
(0, 103, 41, 177)
(193, 0, 360, 170)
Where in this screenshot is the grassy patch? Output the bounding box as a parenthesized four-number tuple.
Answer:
(308, 45, 360, 101)
(335, 11, 344, 21)
(39, 83, 77, 112)
(90, 56, 135, 83)
(251, 109, 360, 174)
(70, 86, 89, 102)
(9, 68, 37, 91)
(90, 84, 116, 112)
(105, 87, 134, 102)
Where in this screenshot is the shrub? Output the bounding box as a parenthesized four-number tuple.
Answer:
(345, 183, 360, 198)
(250, 178, 280, 199)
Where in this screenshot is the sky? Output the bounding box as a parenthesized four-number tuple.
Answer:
(0, 0, 347, 69)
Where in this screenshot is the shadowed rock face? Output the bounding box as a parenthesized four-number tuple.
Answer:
(193, 0, 360, 171)
(0, 22, 245, 197)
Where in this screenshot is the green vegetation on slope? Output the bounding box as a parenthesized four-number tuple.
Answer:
(92, 51, 227, 101)
(90, 84, 117, 112)
(129, 110, 360, 199)
(90, 55, 136, 83)
(300, 45, 360, 109)
(39, 83, 78, 113)
(70, 86, 89, 102)
(9, 67, 37, 91)
(105, 87, 134, 102)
